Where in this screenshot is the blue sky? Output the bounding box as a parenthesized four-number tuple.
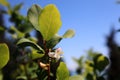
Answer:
(8, 0, 120, 71)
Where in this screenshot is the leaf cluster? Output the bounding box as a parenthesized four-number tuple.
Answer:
(0, 1, 75, 80)
(73, 49, 109, 80)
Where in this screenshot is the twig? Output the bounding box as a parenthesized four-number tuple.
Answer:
(48, 58, 51, 80)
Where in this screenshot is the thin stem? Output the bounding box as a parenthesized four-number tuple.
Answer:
(43, 40, 51, 80)
(47, 49, 51, 80)
(43, 40, 48, 55)
(48, 58, 51, 80)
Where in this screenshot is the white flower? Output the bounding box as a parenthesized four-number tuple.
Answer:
(48, 52, 55, 57)
(48, 48, 63, 60)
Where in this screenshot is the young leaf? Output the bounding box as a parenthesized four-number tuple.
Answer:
(27, 4, 42, 31)
(0, 43, 9, 69)
(63, 29, 75, 38)
(31, 51, 44, 60)
(57, 62, 69, 80)
(69, 75, 83, 80)
(13, 3, 23, 11)
(94, 54, 109, 72)
(17, 38, 44, 53)
(46, 34, 62, 48)
(38, 4, 62, 41)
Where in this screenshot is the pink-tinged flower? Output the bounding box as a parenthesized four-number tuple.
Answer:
(48, 48, 63, 60)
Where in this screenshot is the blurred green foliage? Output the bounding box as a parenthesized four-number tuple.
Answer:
(73, 49, 109, 80)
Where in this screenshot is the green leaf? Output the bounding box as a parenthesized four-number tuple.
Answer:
(69, 75, 83, 80)
(31, 51, 44, 60)
(28, 37, 38, 43)
(94, 54, 109, 72)
(18, 22, 33, 33)
(38, 4, 62, 41)
(73, 56, 84, 67)
(86, 73, 94, 80)
(0, 0, 9, 6)
(63, 29, 75, 38)
(10, 26, 24, 38)
(16, 76, 27, 80)
(17, 38, 44, 53)
(13, 3, 23, 11)
(57, 62, 69, 80)
(0, 26, 5, 32)
(27, 4, 42, 31)
(46, 34, 62, 48)
(84, 60, 94, 73)
(0, 72, 3, 80)
(0, 43, 9, 69)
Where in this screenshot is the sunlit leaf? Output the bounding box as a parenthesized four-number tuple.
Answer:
(57, 62, 69, 80)
(16, 76, 27, 80)
(69, 75, 83, 80)
(94, 54, 109, 72)
(38, 4, 62, 41)
(63, 29, 75, 38)
(46, 34, 62, 48)
(85, 60, 94, 73)
(27, 4, 42, 31)
(28, 37, 38, 43)
(0, 43, 9, 69)
(31, 51, 44, 60)
(17, 38, 44, 53)
(0, 0, 9, 7)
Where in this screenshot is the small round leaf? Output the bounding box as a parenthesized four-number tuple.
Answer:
(0, 43, 9, 69)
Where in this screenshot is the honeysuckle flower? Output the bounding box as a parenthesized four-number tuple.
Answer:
(48, 48, 63, 60)
(39, 62, 49, 70)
